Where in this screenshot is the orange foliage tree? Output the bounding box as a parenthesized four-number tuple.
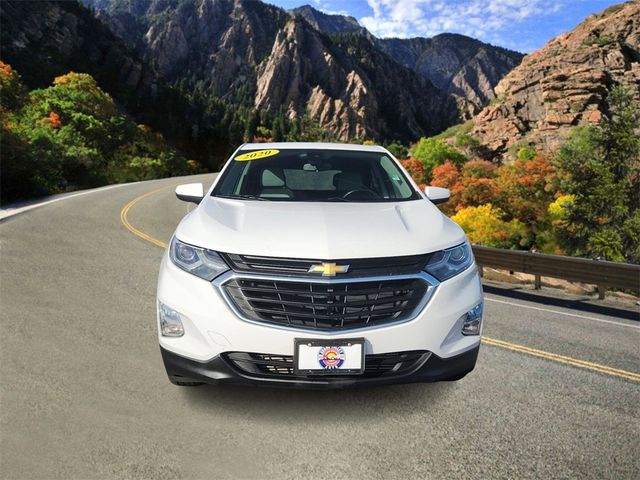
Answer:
(430, 161, 461, 214)
(458, 160, 499, 208)
(494, 154, 556, 224)
(400, 158, 427, 186)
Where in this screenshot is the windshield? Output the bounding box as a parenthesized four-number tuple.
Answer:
(212, 148, 421, 202)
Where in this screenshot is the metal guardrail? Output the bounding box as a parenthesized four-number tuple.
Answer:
(472, 245, 640, 299)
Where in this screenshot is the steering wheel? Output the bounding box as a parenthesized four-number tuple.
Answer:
(342, 189, 381, 200)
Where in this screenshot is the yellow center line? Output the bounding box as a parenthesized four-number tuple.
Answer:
(119, 184, 173, 249)
(119, 184, 640, 383)
(481, 337, 640, 382)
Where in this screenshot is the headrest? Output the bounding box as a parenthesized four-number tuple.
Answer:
(333, 171, 363, 190)
(261, 168, 286, 188)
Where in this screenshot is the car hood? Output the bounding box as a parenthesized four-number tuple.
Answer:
(175, 197, 466, 259)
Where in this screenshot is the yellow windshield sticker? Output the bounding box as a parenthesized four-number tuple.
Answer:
(235, 149, 280, 161)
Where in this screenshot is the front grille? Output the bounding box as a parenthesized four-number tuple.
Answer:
(224, 351, 430, 379)
(220, 253, 430, 278)
(222, 277, 430, 330)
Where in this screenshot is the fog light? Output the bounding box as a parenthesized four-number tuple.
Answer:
(462, 303, 483, 336)
(158, 302, 186, 337)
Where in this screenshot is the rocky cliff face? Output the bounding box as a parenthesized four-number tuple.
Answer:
(255, 18, 457, 140)
(469, 2, 640, 159)
(87, 0, 289, 97)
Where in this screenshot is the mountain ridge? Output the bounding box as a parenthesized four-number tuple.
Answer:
(291, 4, 524, 116)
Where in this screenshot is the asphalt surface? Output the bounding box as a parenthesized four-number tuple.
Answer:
(1, 174, 639, 480)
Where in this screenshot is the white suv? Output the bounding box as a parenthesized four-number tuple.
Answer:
(157, 143, 483, 388)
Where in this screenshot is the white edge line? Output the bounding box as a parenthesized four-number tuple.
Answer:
(485, 297, 640, 330)
(0, 183, 136, 221)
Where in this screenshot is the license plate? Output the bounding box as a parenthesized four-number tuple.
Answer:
(294, 338, 365, 375)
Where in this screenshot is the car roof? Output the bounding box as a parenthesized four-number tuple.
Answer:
(238, 142, 389, 153)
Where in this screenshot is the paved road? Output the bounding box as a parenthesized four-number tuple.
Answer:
(1, 175, 639, 480)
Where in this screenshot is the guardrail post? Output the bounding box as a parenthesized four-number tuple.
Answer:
(534, 274, 541, 290)
(598, 285, 606, 300)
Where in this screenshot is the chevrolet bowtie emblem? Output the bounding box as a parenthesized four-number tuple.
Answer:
(308, 262, 350, 276)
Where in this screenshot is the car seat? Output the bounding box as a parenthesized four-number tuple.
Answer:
(260, 168, 294, 198)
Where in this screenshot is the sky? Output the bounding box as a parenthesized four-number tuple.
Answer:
(268, 0, 620, 52)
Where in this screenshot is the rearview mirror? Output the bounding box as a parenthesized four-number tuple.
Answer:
(424, 186, 450, 205)
(175, 183, 204, 204)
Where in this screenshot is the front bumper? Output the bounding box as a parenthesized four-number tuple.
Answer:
(157, 250, 483, 386)
(161, 345, 479, 388)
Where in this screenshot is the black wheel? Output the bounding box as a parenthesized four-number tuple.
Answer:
(168, 374, 204, 387)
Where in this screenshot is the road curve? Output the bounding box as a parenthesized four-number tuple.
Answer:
(1, 175, 639, 479)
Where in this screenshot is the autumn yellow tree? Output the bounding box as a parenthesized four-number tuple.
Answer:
(451, 204, 525, 248)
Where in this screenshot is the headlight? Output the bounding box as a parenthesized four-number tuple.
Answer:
(424, 242, 474, 281)
(169, 237, 229, 280)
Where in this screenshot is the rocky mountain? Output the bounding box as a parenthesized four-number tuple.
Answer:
(469, 1, 640, 159)
(255, 19, 457, 139)
(291, 5, 362, 34)
(377, 35, 524, 116)
(291, 5, 523, 115)
(83, 0, 458, 141)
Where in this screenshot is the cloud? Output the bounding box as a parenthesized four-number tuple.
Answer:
(360, 0, 567, 50)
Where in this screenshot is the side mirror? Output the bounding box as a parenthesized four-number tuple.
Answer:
(424, 186, 450, 205)
(175, 183, 204, 204)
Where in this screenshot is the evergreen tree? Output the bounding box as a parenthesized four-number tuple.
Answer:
(555, 86, 640, 262)
(271, 111, 285, 142)
(244, 109, 259, 142)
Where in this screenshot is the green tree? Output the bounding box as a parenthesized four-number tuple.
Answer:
(271, 111, 285, 142)
(386, 142, 408, 159)
(555, 86, 640, 262)
(411, 137, 467, 180)
(243, 109, 259, 142)
(1, 65, 195, 203)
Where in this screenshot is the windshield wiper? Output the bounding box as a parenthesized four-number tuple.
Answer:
(324, 197, 351, 202)
(215, 194, 269, 201)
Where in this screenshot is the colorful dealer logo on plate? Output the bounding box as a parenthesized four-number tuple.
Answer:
(235, 149, 280, 161)
(318, 346, 345, 369)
